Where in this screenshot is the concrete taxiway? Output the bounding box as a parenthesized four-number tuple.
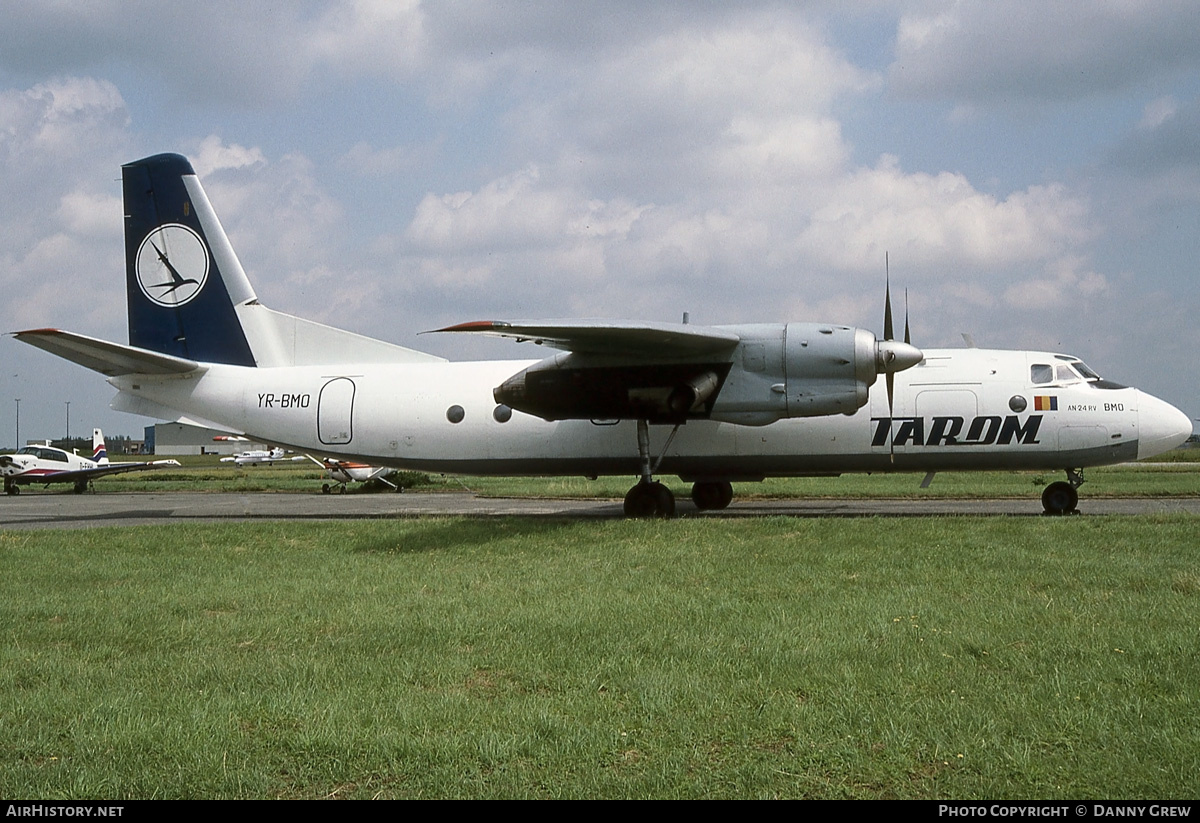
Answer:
(2, 491, 1198, 530)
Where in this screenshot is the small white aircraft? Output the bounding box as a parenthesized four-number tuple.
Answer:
(219, 447, 306, 466)
(12, 154, 1193, 515)
(307, 456, 401, 494)
(1, 428, 180, 495)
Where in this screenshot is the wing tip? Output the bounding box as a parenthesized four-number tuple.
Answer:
(423, 321, 510, 335)
(12, 327, 65, 337)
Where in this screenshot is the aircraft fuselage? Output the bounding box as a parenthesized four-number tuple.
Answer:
(109, 346, 1169, 480)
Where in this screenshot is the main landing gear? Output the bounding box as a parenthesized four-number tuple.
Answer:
(1042, 468, 1083, 516)
(691, 480, 733, 511)
(4, 481, 18, 496)
(621, 420, 735, 517)
(624, 479, 675, 518)
(623, 420, 678, 518)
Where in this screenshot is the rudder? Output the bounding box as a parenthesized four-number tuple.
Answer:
(92, 429, 108, 464)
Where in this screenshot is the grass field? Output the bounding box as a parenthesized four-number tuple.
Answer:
(2, 516, 1198, 798)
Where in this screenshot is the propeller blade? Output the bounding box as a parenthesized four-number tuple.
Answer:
(884, 255, 894, 342)
(904, 288, 911, 346)
(887, 370, 895, 462)
(886, 257, 896, 461)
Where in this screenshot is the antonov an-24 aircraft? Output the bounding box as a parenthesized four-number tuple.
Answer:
(13, 154, 1193, 516)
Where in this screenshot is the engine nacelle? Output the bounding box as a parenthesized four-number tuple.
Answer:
(492, 322, 921, 426)
(782, 323, 876, 417)
(709, 323, 901, 425)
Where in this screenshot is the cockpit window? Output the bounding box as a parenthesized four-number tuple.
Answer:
(1071, 360, 1101, 381)
(1031, 364, 1053, 384)
(1055, 364, 1081, 383)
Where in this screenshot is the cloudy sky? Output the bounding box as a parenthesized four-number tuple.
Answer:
(2, 1, 1199, 445)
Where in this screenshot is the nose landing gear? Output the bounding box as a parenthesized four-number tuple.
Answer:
(1042, 468, 1083, 516)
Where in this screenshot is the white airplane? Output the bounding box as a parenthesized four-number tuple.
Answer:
(11, 154, 1193, 515)
(1, 428, 180, 495)
(219, 447, 306, 466)
(307, 456, 401, 494)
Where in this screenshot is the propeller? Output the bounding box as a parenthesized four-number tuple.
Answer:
(876, 253, 923, 461)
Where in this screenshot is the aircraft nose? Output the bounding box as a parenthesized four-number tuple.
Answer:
(1137, 391, 1193, 460)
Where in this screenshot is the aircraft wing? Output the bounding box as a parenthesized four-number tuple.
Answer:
(12, 329, 202, 376)
(432, 319, 743, 422)
(18, 459, 181, 484)
(430, 320, 740, 357)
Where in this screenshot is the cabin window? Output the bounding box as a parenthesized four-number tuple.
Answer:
(1031, 364, 1053, 384)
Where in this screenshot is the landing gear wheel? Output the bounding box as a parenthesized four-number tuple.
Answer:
(322, 483, 331, 494)
(691, 481, 733, 510)
(73, 481, 88, 495)
(1042, 481, 1079, 516)
(623, 481, 675, 518)
(5, 484, 18, 496)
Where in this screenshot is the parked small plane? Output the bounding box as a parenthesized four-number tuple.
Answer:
(219, 447, 305, 466)
(1, 428, 180, 495)
(12, 154, 1193, 515)
(307, 456, 400, 494)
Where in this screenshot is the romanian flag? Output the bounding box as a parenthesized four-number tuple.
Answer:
(1034, 395, 1057, 411)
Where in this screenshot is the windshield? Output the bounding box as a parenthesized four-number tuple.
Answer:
(1071, 360, 1101, 381)
(1031, 359, 1103, 385)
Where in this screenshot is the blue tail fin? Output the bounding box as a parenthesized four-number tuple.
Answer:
(123, 153, 257, 365)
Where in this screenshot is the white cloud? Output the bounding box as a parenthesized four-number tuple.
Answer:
(797, 156, 1092, 272)
(311, 0, 429, 81)
(891, 0, 1200, 103)
(0, 77, 128, 165)
(0, 77, 130, 335)
(56, 191, 122, 237)
(1002, 255, 1107, 310)
(1111, 95, 1200, 178)
(191, 135, 266, 177)
(337, 140, 440, 176)
(1139, 96, 1179, 131)
(716, 116, 850, 184)
(405, 165, 643, 254)
(614, 19, 875, 114)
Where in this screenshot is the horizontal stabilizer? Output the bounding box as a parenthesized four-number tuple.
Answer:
(12, 329, 202, 376)
(430, 319, 741, 357)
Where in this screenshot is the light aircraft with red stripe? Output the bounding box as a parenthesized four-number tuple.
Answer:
(1, 429, 179, 495)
